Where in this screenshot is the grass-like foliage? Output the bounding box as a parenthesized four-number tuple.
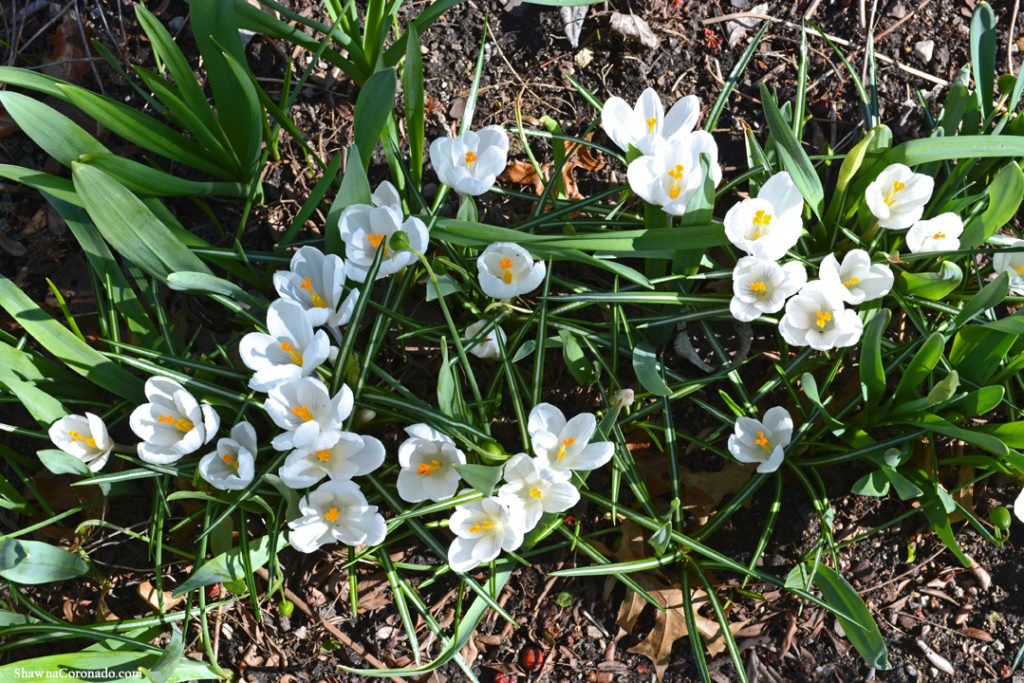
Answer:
(2, 0, 1024, 680)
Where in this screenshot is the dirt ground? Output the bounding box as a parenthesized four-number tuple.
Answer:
(2, 0, 1024, 681)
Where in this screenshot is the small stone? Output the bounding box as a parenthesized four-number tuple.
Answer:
(914, 40, 935, 63)
(905, 664, 918, 677)
(888, 1, 908, 19)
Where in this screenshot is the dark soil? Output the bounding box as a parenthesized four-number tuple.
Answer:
(2, 0, 1024, 682)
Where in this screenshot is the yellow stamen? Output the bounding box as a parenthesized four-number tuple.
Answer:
(324, 507, 339, 523)
(499, 256, 514, 285)
(883, 180, 905, 206)
(529, 487, 543, 500)
(465, 150, 477, 167)
(666, 164, 685, 200)
(315, 448, 331, 462)
(751, 210, 772, 240)
(1016, 266, 1024, 276)
(815, 311, 832, 329)
(469, 520, 495, 533)
(932, 232, 946, 240)
(842, 277, 860, 288)
(158, 414, 194, 432)
(292, 405, 314, 422)
(280, 340, 304, 367)
(68, 430, 97, 448)
(555, 437, 575, 460)
(222, 453, 239, 471)
(367, 233, 389, 257)
(300, 277, 327, 308)
(646, 116, 657, 134)
(417, 459, 442, 477)
(754, 431, 771, 452)
(750, 281, 767, 295)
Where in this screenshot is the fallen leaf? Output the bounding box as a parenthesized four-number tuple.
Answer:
(609, 12, 659, 49)
(561, 5, 588, 48)
(138, 580, 185, 612)
(499, 135, 605, 204)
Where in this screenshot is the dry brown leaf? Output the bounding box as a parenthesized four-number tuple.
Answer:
(948, 464, 975, 523)
(138, 580, 184, 612)
(614, 587, 646, 640)
(499, 137, 605, 203)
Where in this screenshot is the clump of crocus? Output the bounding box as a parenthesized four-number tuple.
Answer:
(601, 88, 701, 155)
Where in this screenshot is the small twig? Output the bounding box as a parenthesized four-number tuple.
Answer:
(803, 0, 822, 20)
(874, 0, 936, 43)
(71, 0, 104, 95)
(700, 11, 772, 26)
(1010, 0, 1021, 75)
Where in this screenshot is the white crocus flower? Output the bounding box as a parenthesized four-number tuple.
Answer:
(396, 424, 466, 502)
(865, 163, 934, 229)
(278, 431, 385, 489)
(992, 240, 1024, 295)
(287, 479, 386, 553)
(527, 403, 614, 474)
(477, 242, 546, 299)
(429, 125, 509, 196)
(370, 179, 404, 215)
(273, 246, 358, 329)
(497, 453, 579, 530)
(779, 280, 863, 351)
(337, 204, 429, 283)
(1014, 488, 1024, 524)
(239, 299, 331, 392)
(264, 378, 351, 451)
(727, 407, 792, 473)
(48, 413, 114, 472)
(447, 495, 525, 572)
(626, 133, 721, 215)
(198, 422, 257, 491)
(129, 377, 219, 465)
(600, 88, 701, 155)
(905, 213, 963, 253)
(723, 172, 804, 259)
(464, 319, 507, 360)
(819, 250, 894, 304)
(730, 256, 807, 323)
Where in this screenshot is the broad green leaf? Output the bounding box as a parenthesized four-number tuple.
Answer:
(976, 421, 1024, 449)
(403, 22, 425, 188)
(897, 260, 962, 300)
(77, 153, 248, 197)
(921, 485, 972, 567)
(949, 325, 1015, 384)
(894, 332, 944, 402)
(0, 341, 67, 426)
(881, 466, 923, 500)
(811, 565, 891, 669)
(961, 162, 1024, 248)
(0, 652, 221, 682)
(172, 533, 286, 597)
(632, 343, 671, 397)
(759, 84, 824, 218)
(0, 538, 89, 584)
(425, 273, 462, 302)
(354, 68, 398, 170)
(326, 145, 370, 257)
(166, 271, 264, 310)
(72, 163, 211, 279)
(927, 371, 960, 405)
(970, 0, 996, 119)
(952, 272, 1008, 327)
(800, 372, 842, 428)
(941, 385, 1004, 420)
(560, 329, 596, 385)
(436, 342, 459, 419)
(0, 164, 80, 206)
(213, 44, 265, 179)
(852, 470, 889, 497)
(0, 91, 108, 166)
(859, 308, 889, 407)
(895, 413, 1008, 456)
(37, 449, 91, 476)
(0, 274, 143, 402)
(453, 463, 503, 496)
(828, 125, 891, 225)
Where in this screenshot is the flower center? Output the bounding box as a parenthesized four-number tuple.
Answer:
(498, 256, 515, 285)
(815, 310, 832, 329)
(465, 150, 477, 167)
(158, 415, 194, 432)
(68, 430, 97, 448)
(315, 448, 331, 462)
(300, 277, 327, 308)
(646, 116, 657, 134)
(883, 180, 905, 207)
(556, 437, 575, 460)
(416, 459, 442, 476)
(222, 452, 239, 471)
(280, 340, 304, 366)
(469, 520, 495, 533)
(666, 164, 685, 200)
(367, 233, 390, 257)
(750, 281, 767, 295)
(931, 231, 946, 240)
(842, 277, 860, 288)
(324, 507, 340, 523)
(754, 431, 771, 452)
(529, 487, 543, 500)
(292, 405, 314, 422)
(1016, 266, 1024, 276)
(751, 210, 772, 240)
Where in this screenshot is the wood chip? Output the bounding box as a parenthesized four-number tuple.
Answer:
(915, 639, 955, 676)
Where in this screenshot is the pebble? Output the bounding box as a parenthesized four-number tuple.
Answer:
(905, 664, 918, 677)
(914, 40, 935, 64)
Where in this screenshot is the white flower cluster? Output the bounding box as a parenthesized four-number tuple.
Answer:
(866, 163, 962, 254)
(724, 171, 894, 351)
(602, 89, 722, 216)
